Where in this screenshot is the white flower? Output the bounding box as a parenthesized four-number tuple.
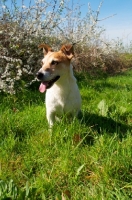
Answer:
(2, 5, 6, 9)
(22, 5, 26, 9)
(17, 69, 22, 76)
(15, 76, 20, 80)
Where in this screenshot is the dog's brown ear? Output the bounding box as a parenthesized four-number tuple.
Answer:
(60, 44, 74, 59)
(38, 44, 53, 55)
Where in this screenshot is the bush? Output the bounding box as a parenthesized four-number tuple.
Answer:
(0, 0, 132, 93)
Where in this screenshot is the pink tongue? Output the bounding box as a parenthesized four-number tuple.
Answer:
(39, 83, 47, 93)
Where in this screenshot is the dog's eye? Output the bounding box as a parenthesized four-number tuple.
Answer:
(51, 60, 58, 65)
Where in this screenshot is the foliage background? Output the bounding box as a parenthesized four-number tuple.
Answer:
(0, 0, 132, 94)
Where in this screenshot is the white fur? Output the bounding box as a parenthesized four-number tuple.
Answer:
(46, 64, 81, 127)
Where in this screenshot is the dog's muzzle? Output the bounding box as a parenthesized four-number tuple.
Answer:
(36, 71, 60, 92)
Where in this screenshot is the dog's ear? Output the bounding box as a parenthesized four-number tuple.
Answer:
(60, 44, 74, 59)
(38, 44, 53, 55)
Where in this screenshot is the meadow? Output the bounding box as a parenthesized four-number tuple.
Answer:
(0, 70, 132, 199)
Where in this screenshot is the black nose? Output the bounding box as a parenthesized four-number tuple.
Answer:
(36, 72, 44, 80)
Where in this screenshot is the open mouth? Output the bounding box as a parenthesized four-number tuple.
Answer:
(39, 76, 60, 93)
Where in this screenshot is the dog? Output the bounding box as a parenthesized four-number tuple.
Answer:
(37, 44, 81, 127)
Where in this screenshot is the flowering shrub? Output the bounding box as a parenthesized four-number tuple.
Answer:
(0, 26, 42, 93)
(0, 0, 131, 93)
(0, 0, 67, 93)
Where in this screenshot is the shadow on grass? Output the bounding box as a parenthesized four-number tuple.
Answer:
(78, 111, 132, 144)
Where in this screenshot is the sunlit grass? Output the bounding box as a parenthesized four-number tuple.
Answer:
(0, 71, 132, 199)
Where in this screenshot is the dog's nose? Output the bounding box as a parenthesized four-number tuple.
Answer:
(36, 72, 44, 80)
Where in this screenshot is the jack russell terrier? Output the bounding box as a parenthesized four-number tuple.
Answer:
(37, 44, 81, 127)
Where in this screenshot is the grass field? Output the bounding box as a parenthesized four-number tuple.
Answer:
(0, 70, 132, 199)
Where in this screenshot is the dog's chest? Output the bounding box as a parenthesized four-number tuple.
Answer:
(46, 82, 81, 114)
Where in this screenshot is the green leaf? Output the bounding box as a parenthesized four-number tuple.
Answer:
(98, 99, 108, 116)
(76, 164, 85, 177)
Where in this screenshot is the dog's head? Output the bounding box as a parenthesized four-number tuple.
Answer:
(37, 44, 74, 93)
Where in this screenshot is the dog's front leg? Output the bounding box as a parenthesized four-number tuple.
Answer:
(46, 111, 55, 128)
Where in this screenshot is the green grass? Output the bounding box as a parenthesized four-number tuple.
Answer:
(0, 70, 132, 199)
